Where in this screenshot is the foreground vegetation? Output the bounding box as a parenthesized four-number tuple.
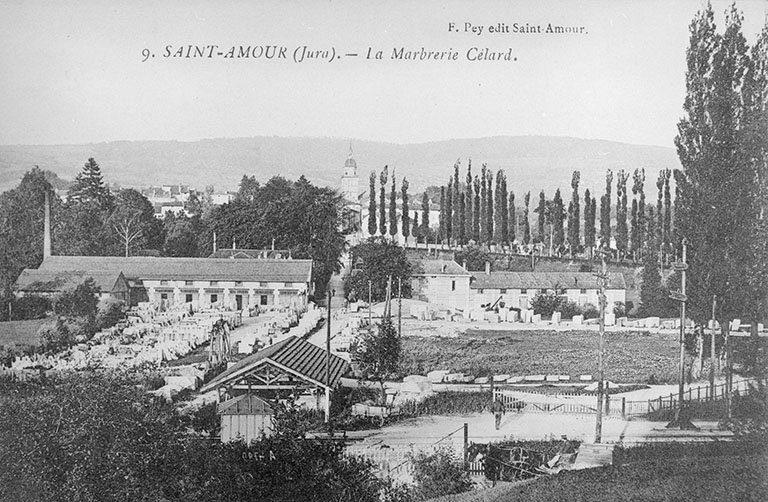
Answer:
(438, 441, 768, 502)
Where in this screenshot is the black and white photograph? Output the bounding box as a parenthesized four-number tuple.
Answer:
(0, 0, 766, 500)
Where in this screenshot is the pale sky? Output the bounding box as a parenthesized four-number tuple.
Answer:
(0, 0, 766, 148)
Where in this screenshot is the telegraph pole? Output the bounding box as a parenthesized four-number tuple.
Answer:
(668, 238, 693, 429)
(325, 288, 332, 423)
(397, 277, 402, 338)
(368, 280, 372, 325)
(594, 254, 609, 443)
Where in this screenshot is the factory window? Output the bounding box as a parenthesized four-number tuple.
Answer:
(185, 294, 193, 303)
(451, 280, 456, 291)
(210, 294, 218, 303)
(260, 295, 268, 305)
(210, 281, 218, 286)
(185, 280, 193, 286)
(521, 288, 527, 294)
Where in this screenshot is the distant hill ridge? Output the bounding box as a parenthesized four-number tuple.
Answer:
(0, 136, 680, 196)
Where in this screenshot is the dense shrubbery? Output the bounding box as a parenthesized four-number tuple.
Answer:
(400, 391, 491, 415)
(0, 371, 386, 502)
(96, 297, 126, 330)
(408, 445, 473, 500)
(9, 295, 51, 320)
(529, 292, 599, 319)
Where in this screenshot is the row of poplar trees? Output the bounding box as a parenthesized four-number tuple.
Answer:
(364, 158, 676, 262)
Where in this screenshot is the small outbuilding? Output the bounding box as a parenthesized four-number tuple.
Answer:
(218, 394, 275, 443)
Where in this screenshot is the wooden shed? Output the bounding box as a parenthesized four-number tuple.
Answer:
(218, 394, 275, 443)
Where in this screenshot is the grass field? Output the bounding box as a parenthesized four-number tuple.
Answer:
(400, 329, 682, 384)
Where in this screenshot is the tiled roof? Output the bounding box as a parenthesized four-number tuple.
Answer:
(470, 272, 627, 290)
(201, 336, 349, 392)
(411, 259, 470, 276)
(15, 269, 127, 293)
(23, 256, 312, 283)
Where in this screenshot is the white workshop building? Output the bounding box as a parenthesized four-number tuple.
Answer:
(15, 255, 313, 310)
(410, 259, 472, 313)
(470, 271, 627, 312)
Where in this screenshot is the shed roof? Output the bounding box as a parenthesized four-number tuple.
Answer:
(22, 256, 312, 283)
(201, 336, 349, 393)
(470, 272, 627, 290)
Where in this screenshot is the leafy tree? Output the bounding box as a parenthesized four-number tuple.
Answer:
(401, 178, 410, 242)
(343, 237, 413, 303)
(368, 170, 377, 236)
(184, 190, 214, 218)
(674, 4, 766, 342)
(600, 170, 613, 249)
(163, 212, 200, 257)
(379, 166, 388, 236)
(567, 171, 581, 255)
(389, 172, 398, 237)
(350, 318, 401, 404)
(236, 175, 260, 202)
(108, 188, 164, 256)
(0, 167, 58, 309)
(454, 244, 491, 271)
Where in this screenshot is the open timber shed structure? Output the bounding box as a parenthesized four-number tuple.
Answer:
(201, 335, 349, 420)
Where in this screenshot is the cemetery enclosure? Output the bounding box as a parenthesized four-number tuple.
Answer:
(400, 329, 683, 384)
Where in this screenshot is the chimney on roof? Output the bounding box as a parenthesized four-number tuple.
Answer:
(43, 190, 51, 259)
(213, 231, 217, 253)
(485, 261, 490, 275)
(462, 261, 467, 271)
(232, 238, 236, 250)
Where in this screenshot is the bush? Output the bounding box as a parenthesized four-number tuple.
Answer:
(96, 298, 126, 330)
(10, 295, 51, 320)
(400, 391, 491, 415)
(409, 445, 473, 500)
(582, 303, 600, 320)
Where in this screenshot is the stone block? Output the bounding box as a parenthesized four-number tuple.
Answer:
(427, 370, 450, 383)
(493, 374, 510, 382)
(474, 376, 490, 384)
(551, 312, 562, 324)
(579, 374, 593, 381)
(487, 313, 500, 323)
(507, 376, 525, 383)
(645, 316, 660, 328)
(731, 319, 741, 331)
(559, 375, 571, 381)
(604, 313, 616, 326)
(444, 373, 465, 383)
(572, 315, 583, 325)
(508, 310, 519, 322)
(525, 374, 546, 382)
(532, 314, 542, 323)
(545, 374, 560, 382)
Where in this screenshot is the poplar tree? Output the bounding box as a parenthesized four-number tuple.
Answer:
(600, 170, 613, 249)
(537, 191, 546, 243)
(615, 170, 629, 258)
(438, 186, 446, 242)
(473, 175, 481, 242)
(499, 172, 509, 245)
(446, 178, 453, 243)
(493, 170, 505, 244)
(389, 173, 398, 237)
(401, 178, 409, 242)
(465, 160, 473, 244)
(508, 191, 516, 245)
(655, 170, 666, 247)
(420, 192, 430, 239)
(584, 189, 596, 253)
(458, 193, 466, 245)
(411, 210, 420, 242)
(523, 192, 531, 245)
(663, 169, 672, 253)
(631, 168, 646, 259)
(452, 161, 461, 243)
(567, 171, 581, 254)
(479, 164, 488, 244)
(553, 189, 565, 251)
(379, 166, 388, 236)
(486, 168, 494, 245)
(368, 171, 377, 236)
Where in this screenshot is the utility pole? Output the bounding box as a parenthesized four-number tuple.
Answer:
(668, 238, 692, 429)
(398, 277, 402, 338)
(594, 254, 609, 443)
(709, 295, 717, 390)
(368, 280, 372, 325)
(325, 288, 332, 423)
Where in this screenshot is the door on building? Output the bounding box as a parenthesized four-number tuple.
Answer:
(211, 294, 218, 304)
(186, 293, 193, 303)
(260, 295, 268, 306)
(235, 294, 243, 310)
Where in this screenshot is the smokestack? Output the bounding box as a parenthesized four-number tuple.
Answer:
(213, 231, 217, 253)
(43, 190, 51, 259)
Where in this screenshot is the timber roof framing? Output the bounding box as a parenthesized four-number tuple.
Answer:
(201, 336, 349, 394)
